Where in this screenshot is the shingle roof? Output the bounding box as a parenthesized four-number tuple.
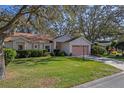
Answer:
(4, 32, 53, 42)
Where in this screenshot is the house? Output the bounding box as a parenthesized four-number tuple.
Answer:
(96, 41, 111, 47)
(53, 35, 91, 56)
(4, 32, 91, 56)
(4, 32, 53, 52)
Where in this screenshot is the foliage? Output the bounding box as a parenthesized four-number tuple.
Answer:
(111, 41, 117, 48)
(4, 48, 17, 66)
(91, 45, 106, 56)
(16, 50, 48, 58)
(115, 42, 124, 51)
(53, 49, 67, 56)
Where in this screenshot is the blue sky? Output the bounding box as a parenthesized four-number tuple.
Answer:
(0, 5, 10, 9)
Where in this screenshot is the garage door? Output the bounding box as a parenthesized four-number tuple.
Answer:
(72, 45, 89, 56)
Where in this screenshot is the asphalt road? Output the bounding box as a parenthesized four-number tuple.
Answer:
(74, 72, 124, 88)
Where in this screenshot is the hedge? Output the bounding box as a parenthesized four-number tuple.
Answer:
(4, 48, 17, 66)
(16, 49, 48, 58)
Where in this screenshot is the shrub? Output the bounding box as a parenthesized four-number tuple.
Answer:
(52, 49, 67, 56)
(53, 49, 60, 56)
(91, 45, 106, 56)
(16, 49, 48, 58)
(59, 51, 66, 56)
(16, 50, 31, 58)
(30, 50, 43, 57)
(4, 48, 17, 66)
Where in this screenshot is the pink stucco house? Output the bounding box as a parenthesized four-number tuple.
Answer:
(4, 32, 91, 56)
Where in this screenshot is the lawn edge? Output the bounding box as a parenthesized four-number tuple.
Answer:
(73, 71, 124, 88)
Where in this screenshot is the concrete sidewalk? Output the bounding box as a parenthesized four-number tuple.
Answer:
(74, 71, 124, 88)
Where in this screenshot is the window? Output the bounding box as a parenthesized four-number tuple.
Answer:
(35, 45, 38, 48)
(45, 45, 50, 52)
(18, 45, 23, 50)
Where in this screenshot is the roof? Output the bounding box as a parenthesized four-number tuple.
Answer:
(65, 36, 81, 42)
(4, 32, 53, 42)
(55, 34, 92, 44)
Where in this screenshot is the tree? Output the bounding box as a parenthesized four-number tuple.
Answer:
(49, 6, 124, 42)
(0, 5, 61, 79)
(115, 42, 124, 52)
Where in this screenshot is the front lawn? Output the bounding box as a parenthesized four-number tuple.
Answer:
(0, 56, 121, 88)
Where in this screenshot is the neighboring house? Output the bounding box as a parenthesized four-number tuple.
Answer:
(4, 32, 53, 52)
(97, 41, 111, 47)
(54, 35, 91, 56)
(4, 33, 91, 56)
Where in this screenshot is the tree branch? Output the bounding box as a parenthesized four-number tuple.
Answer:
(0, 5, 27, 35)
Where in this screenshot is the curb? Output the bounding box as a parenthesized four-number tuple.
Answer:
(73, 71, 124, 88)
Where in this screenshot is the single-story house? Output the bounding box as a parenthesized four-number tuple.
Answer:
(4, 32, 53, 52)
(4, 32, 91, 56)
(54, 35, 91, 56)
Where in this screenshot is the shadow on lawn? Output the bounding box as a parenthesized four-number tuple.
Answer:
(14, 57, 63, 65)
(67, 57, 91, 62)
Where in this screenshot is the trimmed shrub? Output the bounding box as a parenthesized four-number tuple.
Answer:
(16, 50, 31, 58)
(16, 49, 48, 58)
(4, 48, 17, 66)
(30, 50, 43, 57)
(91, 45, 106, 56)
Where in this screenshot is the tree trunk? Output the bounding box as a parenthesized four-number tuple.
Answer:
(0, 36, 5, 80)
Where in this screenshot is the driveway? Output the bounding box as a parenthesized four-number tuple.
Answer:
(85, 56, 124, 70)
(74, 56, 124, 88)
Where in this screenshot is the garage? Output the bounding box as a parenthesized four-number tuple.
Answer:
(54, 35, 91, 56)
(72, 45, 89, 56)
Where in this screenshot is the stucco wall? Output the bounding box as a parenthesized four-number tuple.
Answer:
(61, 42, 70, 55)
(4, 42, 13, 48)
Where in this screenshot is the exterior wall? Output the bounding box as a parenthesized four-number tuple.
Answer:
(4, 42, 13, 48)
(12, 37, 27, 50)
(60, 42, 70, 55)
(69, 37, 91, 55)
(5, 36, 53, 52)
(54, 37, 91, 56)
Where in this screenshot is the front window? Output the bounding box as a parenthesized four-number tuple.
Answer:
(18, 45, 23, 50)
(35, 45, 38, 48)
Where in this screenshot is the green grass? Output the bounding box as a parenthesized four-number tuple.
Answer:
(0, 56, 121, 88)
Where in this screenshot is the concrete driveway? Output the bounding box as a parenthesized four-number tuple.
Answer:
(74, 56, 124, 88)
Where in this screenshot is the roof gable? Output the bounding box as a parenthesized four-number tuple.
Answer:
(54, 34, 72, 42)
(55, 34, 91, 44)
(68, 36, 92, 44)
